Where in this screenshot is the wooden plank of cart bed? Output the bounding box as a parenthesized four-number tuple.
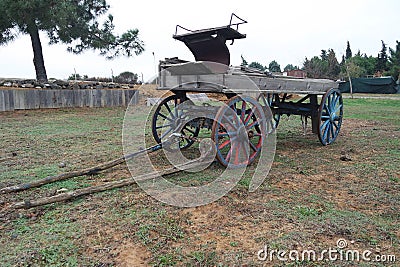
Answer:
(222, 76, 338, 94)
(222, 89, 328, 95)
(157, 87, 224, 93)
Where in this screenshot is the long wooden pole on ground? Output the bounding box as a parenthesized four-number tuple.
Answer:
(9, 154, 210, 209)
(0, 144, 162, 194)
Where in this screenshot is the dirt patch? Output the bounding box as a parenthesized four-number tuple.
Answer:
(116, 242, 152, 267)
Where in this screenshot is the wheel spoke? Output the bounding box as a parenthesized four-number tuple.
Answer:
(240, 100, 246, 121)
(244, 106, 256, 126)
(234, 144, 240, 165)
(225, 149, 232, 162)
(217, 131, 229, 137)
(332, 121, 339, 130)
(164, 103, 174, 119)
(330, 122, 335, 140)
(160, 127, 173, 139)
(247, 120, 259, 130)
(249, 141, 258, 152)
(219, 139, 231, 150)
(321, 120, 330, 131)
(157, 112, 173, 122)
(323, 122, 330, 142)
(334, 104, 343, 114)
(174, 98, 178, 117)
(242, 143, 250, 162)
(333, 93, 340, 107)
(222, 115, 236, 129)
(327, 95, 331, 112)
(156, 124, 172, 129)
(183, 126, 195, 135)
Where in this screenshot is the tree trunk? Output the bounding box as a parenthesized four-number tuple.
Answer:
(28, 23, 48, 82)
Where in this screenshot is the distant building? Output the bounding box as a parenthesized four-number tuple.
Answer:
(287, 69, 307, 78)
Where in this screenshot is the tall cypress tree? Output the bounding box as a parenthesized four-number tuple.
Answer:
(375, 40, 389, 73)
(345, 41, 352, 60)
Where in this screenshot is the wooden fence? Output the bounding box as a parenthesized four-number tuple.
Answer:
(0, 89, 138, 111)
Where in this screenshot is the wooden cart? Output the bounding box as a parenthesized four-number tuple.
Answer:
(152, 14, 343, 167)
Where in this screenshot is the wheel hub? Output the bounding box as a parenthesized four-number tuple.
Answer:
(236, 125, 248, 142)
(330, 112, 336, 122)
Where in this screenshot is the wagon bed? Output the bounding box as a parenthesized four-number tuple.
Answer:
(158, 61, 338, 95)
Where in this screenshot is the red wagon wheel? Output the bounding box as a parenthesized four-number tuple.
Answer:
(211, 95, 266, 167)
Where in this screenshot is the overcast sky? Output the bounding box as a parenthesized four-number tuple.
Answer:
(0, 0, 399, 81)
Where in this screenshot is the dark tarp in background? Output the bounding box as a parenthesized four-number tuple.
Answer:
(339, 76, 399, 94)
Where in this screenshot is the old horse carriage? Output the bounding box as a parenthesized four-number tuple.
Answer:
(151, 14, 343, 168)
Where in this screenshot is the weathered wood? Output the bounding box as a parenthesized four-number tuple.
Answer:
(9, 165, 178, 209)
(0, 90, 14, 111)
(0, 144, 161, 194)
(0, 89, 138, 111)
(9, 151, 211, 209)
(158, 65, 338, 94)
(0, 157, 125, 194)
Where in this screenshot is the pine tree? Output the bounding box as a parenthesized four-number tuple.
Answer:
(327, 49, 340, 80)
(284, 64, 299, 72)
(321, 50, 328, 61)
(388, 41, 400, 81)
(0, 0, 144, 82)
(375, 40, 389, 73)
(345, 41, 352, 59)
(268, 60, 281, 73)
(248, 62, 266, 71)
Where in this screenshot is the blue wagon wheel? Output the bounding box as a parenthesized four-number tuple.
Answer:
(258, 93, 281, 132)
(152, 94, 200, 149)
(318, 89, 343, 145)
(211, 96, 266, 167)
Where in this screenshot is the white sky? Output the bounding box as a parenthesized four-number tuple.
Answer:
(0, 0, 398, 81)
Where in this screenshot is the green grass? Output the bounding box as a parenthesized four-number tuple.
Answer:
(0, 97, 399, 266)
(343, 98, 400, 125)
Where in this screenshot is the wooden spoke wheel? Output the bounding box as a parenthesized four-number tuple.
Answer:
(212, 95, 266, 167)
(152, 94, 200, 149)
(258, 93, 281, 132)
(318, 89, 343, 145)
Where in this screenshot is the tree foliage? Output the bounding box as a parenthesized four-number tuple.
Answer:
(115, 71, 138, 84)
(268, 60, 281, 73)
(345, 41, 352, 59)
(342, 54, 376, 78)
(283, 64, 299, 72)
(303, 56, 327, 79)
(0, 0, 144, 81)
(375, 40, 389, 73)
(388, 41, 400, 81)
(326, 49, 340, 79)
(248, 61, 266, 71)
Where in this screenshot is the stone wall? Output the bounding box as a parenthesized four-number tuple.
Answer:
(0, 89, 138, 111)
(0, 78, 137, 90)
